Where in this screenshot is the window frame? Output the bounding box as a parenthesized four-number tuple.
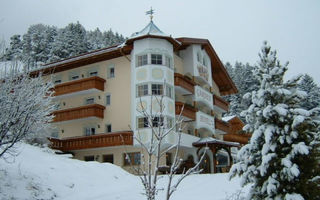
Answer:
(85, 97, 95, 105)
(123, 152, 141, 166)
(84, 126, 96, 136)
(137, 54, 148, 67)
(137, 117, 149, 129)
(106, 94, 111, 106)
(151, 54, 163, 65)
(151, 83, 163, 96)
(106, 124, 112, 133)
(136, 84, 149, 97)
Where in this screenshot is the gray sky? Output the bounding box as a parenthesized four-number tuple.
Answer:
(1, 0, 319, 84)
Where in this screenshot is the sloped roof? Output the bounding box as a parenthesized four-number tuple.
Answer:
(125, 21, 180, 49)
(193, 137, 240, 147)
(130, 20, 168, 39)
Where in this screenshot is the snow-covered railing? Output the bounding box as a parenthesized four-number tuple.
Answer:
(52, 104, 105, 122)
(49, 131, 133, 151)
(54, 76, 105, 96)
(213, 95, 229, 112)
(214, 118, 230, 134)
(174, 73, 195, 94)
(175, 102, 197, 120)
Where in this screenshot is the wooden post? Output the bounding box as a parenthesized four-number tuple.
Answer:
(211, 146, 217, 173)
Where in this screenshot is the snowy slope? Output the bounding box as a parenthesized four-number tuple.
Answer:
(0, 143, 248, 200)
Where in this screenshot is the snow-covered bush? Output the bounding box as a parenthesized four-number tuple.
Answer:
(0, 62, 55, 158)
(230, 42, 320, 200)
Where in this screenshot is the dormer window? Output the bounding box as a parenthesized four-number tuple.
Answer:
(151, 54, 162, 65)
(137, 54, 148, 67)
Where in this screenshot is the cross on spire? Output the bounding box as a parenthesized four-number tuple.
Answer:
(146, 7, 155, 21)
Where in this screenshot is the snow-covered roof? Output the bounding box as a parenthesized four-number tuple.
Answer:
(193, 137, 240, 147)
(222, 115, 236, 122)
(129, 20, 169, 39)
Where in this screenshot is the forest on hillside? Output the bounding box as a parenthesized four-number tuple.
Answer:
(0, 22, 125, 69)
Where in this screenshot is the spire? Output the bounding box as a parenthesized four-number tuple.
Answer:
(146, 7, 155, 21)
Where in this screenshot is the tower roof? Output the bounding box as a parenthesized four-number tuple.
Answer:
(130, 20, 168, 39)
(125, 21, 181, 49)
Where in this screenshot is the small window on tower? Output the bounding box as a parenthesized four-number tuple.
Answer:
(151, 54, 162, 65)
(137, 54, 148, 67)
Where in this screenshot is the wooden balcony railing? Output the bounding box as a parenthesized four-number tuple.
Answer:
(213, 95, 229, 112)
(223, 133, 251, 144)
(49, 131, 133, 151)
(174, 73, 196, 94)
(215, 118, 230, 133)
(175, 102, 197, 120)
(52, 104, 105, 122)
(54, 76, 105, 96)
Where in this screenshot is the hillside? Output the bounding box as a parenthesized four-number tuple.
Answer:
(0, 143, 248, 200)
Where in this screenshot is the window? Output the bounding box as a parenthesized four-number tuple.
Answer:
(166, 153, 172, 166)
(106, 124, 112, 133)
(152, 116, 164, 127)
(137, 117, 148, 128)
(137, 84, 148, 97)
(103, 154, 114, 163)
(151, 84, 163, 95)
(106, 94, 111, 106)
(151, 54, 162, 65)
(124, 152, 141, 166)
(137, 54, 148, 67)
(71, 75, 79, 80)
(54, 79, 62, 84)
(85, 97, 95, 105)
(107, 65, 115, 78)
(89, 71, 98, 77)
(84, 127, 96, 136)
(197, 52, 201, 63)
(84, 155, 95, 161)
(166, 84, 173, 98)
(165, 55, 172, 68)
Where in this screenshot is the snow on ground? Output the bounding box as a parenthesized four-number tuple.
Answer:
(0, 143, 248, 200)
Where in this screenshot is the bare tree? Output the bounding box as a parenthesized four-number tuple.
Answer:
(0, 61, 55, 158)
(127, 91, 206, 200)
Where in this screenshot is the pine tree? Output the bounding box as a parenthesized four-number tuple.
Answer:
(224, 62, 259, 120)
(298, 74, 320, 110)
(230, 41, 320, 200)
(3, 35, 22, 60)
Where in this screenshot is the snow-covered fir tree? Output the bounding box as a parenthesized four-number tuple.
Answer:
(224, 62, 259, 120)
(298, 74, 320, 110)
(230, 42, 320, 200)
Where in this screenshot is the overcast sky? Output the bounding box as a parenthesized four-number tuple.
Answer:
(1, 0, 319, 84)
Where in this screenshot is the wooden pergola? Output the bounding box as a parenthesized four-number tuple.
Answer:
(193, 138, 240, 173)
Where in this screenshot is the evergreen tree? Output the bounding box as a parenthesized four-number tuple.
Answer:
(230, 42, 320, 200)
(224, 62, 259, 120)
(3, 35, 22, 60)
(298, 74, 320, 109)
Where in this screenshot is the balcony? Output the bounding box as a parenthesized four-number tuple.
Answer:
(54, 76, 105, 98)
(213, 95, 229, 113)
(49, 131, 133, 151)
(215, 118, 230, 134)
(194, 85, 213, 109)
(174, 73, 195, 95)
(175, 102, 197, 121)
(52, 104, 105, 122)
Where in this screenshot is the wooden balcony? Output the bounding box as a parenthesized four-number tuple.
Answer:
(223, 133, 251, 145)
(175, 102, 197, 120)
(49, 131, 133, 151)
(174, 73, 195, 94)
(54, 76, 105, 96)
(52, 104, 105, 122)
(215, 118, 230, 134)
(213, 95, 229, 112)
